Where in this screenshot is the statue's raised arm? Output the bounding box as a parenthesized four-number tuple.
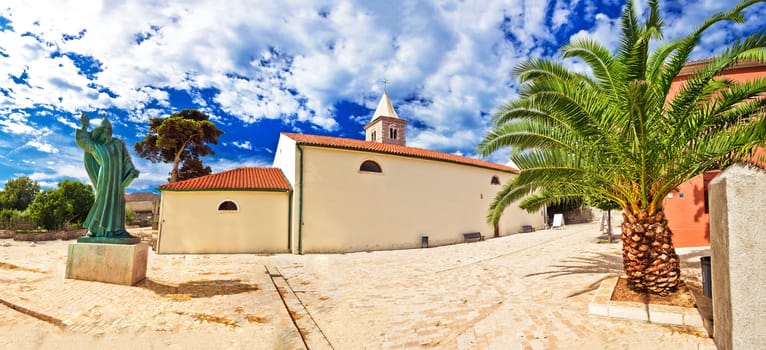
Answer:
(80, 113, 89, 130)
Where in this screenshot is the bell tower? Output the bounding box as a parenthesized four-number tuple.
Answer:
(364, 91, 407, 146)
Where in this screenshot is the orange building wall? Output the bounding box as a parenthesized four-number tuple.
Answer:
(663, 171, 719, 247)
(664, 62, 766, 247)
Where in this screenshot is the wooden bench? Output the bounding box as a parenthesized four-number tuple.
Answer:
(521, 225, 536, 233)
(462, 232, 484, 242)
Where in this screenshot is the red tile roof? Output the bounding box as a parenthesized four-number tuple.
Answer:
(159, 167, 292, 191)
(282, 133, 518, 173)
(676, 59, 766, 77)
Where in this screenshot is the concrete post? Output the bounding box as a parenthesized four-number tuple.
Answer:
(708, 163, 766, 350)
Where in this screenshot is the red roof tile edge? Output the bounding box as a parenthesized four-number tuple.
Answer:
(159, 167, 292, 191)
(676, 59, 766, 77)
(282, 133, 518, 173)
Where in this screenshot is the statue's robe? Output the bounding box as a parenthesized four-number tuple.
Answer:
(76, 129, 139, 237)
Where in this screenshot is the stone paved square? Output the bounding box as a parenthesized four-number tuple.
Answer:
(0, 222, 714, 349)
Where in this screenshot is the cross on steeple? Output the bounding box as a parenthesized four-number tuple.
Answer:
(382, 78, 389, 93)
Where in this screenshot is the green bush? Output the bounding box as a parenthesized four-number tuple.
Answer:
(27, 180, 94, 230)
(0, 208, 32, 230)
(126, 207, 136, 226)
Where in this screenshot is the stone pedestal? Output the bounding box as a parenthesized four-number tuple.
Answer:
(65, 243, 148, 286)
(709, 164, 766, 350)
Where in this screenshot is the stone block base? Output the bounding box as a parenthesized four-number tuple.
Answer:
(65, 243, 148, 286)
(589, 277, 705, 329)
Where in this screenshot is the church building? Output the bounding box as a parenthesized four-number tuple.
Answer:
(156, 92, 543, 254)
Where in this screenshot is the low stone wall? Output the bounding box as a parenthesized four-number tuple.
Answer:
(0, 230, 13, 239)
(12, 230, 86, 241)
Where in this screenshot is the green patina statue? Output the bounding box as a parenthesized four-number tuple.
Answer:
(75, 113, 141, 244)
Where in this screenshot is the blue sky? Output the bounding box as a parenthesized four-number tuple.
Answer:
(0, 0, 763, 192)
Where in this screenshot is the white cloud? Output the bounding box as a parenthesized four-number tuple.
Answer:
(552, 5, 572, 30)
(569, 13, 620, 52)
(28, 162, 88, 188)
(208, 157, 271, 173)
(0, 0, 761, 190)
(24, 140, 59, 154)
(0, 0, 587, 150)
(0, 117, 38, 135)
(56, 116, 79, 129)
(408, 129, 480, 153)
(232, 140, 252, 150)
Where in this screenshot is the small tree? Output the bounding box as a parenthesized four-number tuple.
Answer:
(27, 180, 94, 230)
(125, 207, 136, 226)
(134, 109, 223, 183)
(589, 197, 621, 243)
(28, 190, 65, 230)
(57, 180, 94, 226)
(0, 176, 40, 211)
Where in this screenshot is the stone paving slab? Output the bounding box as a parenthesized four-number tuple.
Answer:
(0, 222, 716, 349)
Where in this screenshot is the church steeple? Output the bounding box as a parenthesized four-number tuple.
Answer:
(365, 91, 407, 146)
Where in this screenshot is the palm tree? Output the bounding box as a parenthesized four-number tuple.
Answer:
(478, 0, 766, 295)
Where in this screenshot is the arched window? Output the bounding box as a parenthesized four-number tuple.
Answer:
(371, 130, 377, 141)
(218, 200, 238, 211)
(359, 160, 382, 173)
(491, 176, 500, 185)
(389, 128, 398, 139)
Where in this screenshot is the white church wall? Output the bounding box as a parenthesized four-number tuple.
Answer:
(273, 135, 297, 186)
(297, 146, 542, 253)
(157, 190, 290, 254)
(499, 199, 544, 231)
(272, 135, 300, 253)
(273, 135, 301, 253)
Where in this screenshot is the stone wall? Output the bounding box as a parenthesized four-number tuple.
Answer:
(547, 207, 595, 226)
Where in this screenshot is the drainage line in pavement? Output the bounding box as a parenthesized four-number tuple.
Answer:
(0, 298, 66, 329)
(266, 267, 310, 350)
(279, 271, 336, 350)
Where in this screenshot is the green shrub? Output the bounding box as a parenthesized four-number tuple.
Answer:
(126, 207, 136, 226)
(27, 180, 94, 230)
(0, 208, 32, 230)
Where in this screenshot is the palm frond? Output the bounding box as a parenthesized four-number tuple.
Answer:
(561, 39, 618, 90)
(658, 0, 763, 95)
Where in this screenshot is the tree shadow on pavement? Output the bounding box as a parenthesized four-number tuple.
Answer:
(138, 278, 259, 298)
(524, 253, 624, 298)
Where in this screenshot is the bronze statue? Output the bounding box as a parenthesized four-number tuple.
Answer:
(75, 113, 140, 244)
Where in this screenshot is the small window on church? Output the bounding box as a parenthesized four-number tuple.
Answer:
(360, 160, 382, 173)
(491, 176, 500, 185)
(390, 128, 398, 139)
(372, 130, 376, 141)
(218, 200, 238, 211)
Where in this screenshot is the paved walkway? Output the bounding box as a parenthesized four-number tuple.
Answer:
(0, 222, 714, 349)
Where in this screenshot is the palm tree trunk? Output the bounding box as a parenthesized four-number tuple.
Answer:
(621, 210, 680, 295)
